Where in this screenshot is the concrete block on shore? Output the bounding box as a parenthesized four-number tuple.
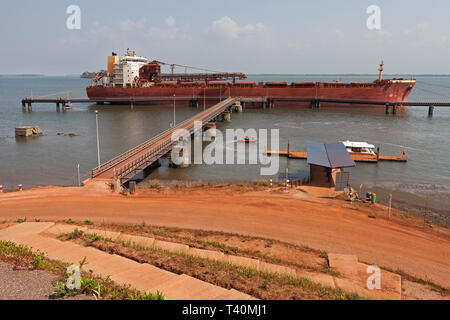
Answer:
(15, 126, 43, 137)
(131, 235, 156, 248)
(259, 261, 296, 277)
(328, 253, 402, 299)
(298, 271, 336, 288)
(328, 253, 358, 268)
(188, 247, 225, 261)
(116, 234, 154, 248)
(87, 228, 121, 241)
(224, 254, 260, 270)
(46, 224, 87, 236)
(154, 239, 189, 253)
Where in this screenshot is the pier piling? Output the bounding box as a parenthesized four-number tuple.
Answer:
(385, 104, 390, 114)
(310, 100, 320, 109)
(222, 111, 231, 122)
(428, 105, 434, 117)
(232, 101, 243, 112)
(392, 104, 397, 115)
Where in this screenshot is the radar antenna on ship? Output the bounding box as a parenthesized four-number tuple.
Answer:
(378, 60, 384, 81)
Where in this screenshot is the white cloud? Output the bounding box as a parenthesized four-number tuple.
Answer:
(147, 23, 190, 42)
(209, 16, 264, 39)
(166, 16, 175, 27)
(118, 19, 146, 32)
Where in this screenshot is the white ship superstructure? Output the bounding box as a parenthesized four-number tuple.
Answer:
(102, 49, 148, 88)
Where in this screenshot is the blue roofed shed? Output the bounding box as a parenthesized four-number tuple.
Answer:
(307, 141, 355, 187)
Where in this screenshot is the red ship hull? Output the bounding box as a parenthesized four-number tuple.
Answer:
(86, 80, 415, 107)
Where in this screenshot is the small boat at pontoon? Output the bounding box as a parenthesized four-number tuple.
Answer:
(239, 136, 257, 143)
(342, 140, 377, 156)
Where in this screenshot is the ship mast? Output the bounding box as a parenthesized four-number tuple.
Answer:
(378, 61, 384, 81)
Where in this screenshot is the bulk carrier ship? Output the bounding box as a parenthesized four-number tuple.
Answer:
(86, 49, 416, 107)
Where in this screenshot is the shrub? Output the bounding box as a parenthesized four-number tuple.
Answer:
(16, 217, 27, 224)
(30, 252, 46, 269)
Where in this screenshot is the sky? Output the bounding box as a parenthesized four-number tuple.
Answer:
(0, 0, 449, 75)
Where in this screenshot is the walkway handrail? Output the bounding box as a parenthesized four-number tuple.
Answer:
(92, 97, 237, 177)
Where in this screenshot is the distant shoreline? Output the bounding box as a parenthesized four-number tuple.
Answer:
(2, 73, 450, 77)
(0, 74, 44, 77)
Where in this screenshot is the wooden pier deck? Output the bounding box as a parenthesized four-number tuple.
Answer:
(265, 150, 407, 163)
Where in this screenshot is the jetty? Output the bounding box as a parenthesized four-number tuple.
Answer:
(90, 97, 243, 187)
(19, 95, 450, 116)
(265, 150, 407, 163)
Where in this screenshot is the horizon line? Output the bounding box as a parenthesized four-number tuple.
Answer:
(2, 73, 450, 77)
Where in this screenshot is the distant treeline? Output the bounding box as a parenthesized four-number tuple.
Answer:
(0, 74, 43, 77)
(80, 71, 98, 79)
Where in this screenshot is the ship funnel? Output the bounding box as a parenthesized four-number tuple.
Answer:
(378, 60, 384, 81)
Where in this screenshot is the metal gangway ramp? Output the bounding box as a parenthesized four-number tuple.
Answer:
(91, 97, 238, 185)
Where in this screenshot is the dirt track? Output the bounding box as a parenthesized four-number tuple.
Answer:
(0, 183, 449, 288)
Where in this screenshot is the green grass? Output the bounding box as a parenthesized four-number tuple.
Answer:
(152, 228, 167, 235)
(83, 219, 94, 225)
(67, 228, 83, 240)
(16, 217, 27, 224)
(30, 252, 47, 269)
(320, 250, 329, 265)
(0, 240, 164, 300)
(91, 237, 364, 300)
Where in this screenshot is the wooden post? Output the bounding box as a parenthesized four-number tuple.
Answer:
(77, 164, 81, 187)
(22, 101, 26, 112)
(56, 102, 60, 112)
(287, 139, 290, 157)
(428, 105, 434, 117)
(27, 103, 32, 112)
(285, 168, 289, 191)
(376, 144, 380, 160)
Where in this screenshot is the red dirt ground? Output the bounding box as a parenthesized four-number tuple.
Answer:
(0, 183, 449, 288)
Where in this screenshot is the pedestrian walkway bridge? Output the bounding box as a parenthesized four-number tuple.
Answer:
(91, 97, 241, 186)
